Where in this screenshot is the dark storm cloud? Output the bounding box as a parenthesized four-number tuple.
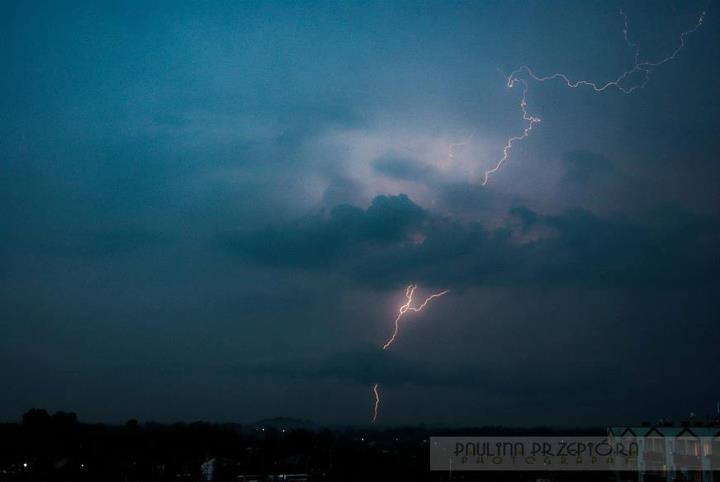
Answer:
(227, 194, 720, 289)
(229, 346, 647, 409)
(1, 0, 718, 424)
(230, 347, 469, 388)
(230, 346, 445, 387)
(436, 181, 514, 219)
(226, 194, 427, 268)
(508, 205, 538, 230)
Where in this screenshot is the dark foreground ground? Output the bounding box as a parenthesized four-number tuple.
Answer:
(0, 409, 704, 482)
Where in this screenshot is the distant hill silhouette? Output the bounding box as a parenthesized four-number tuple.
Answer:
(250, 417, 316, 430)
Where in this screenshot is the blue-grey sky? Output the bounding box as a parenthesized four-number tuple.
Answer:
(1, 0, 719, 426)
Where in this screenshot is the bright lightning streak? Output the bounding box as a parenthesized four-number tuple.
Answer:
(382, 284, 450, 350)
(481, 8, 706, 186)
(481, 78, 540, 186)
(510, 10, 705, 93)
(368, 8, 706, 423)
(371, 284, 449, 424)
(371, 383, 380, 423)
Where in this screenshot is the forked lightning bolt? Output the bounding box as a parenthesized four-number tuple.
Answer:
(371, 284, 449, 423)
(369, 7, 705, 424)
(481, 8, 706, 186)
(382, 284, 451, 350)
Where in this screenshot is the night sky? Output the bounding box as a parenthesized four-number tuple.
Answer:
(2, 0, 719, 427)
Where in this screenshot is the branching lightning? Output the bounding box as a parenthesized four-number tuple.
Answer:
(481, 78, 541, 186)
(367, 7, 705, 424)
(481, 8, 706, 186)
(371, 284, 449, 423)
(382, 284, 451, 350)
